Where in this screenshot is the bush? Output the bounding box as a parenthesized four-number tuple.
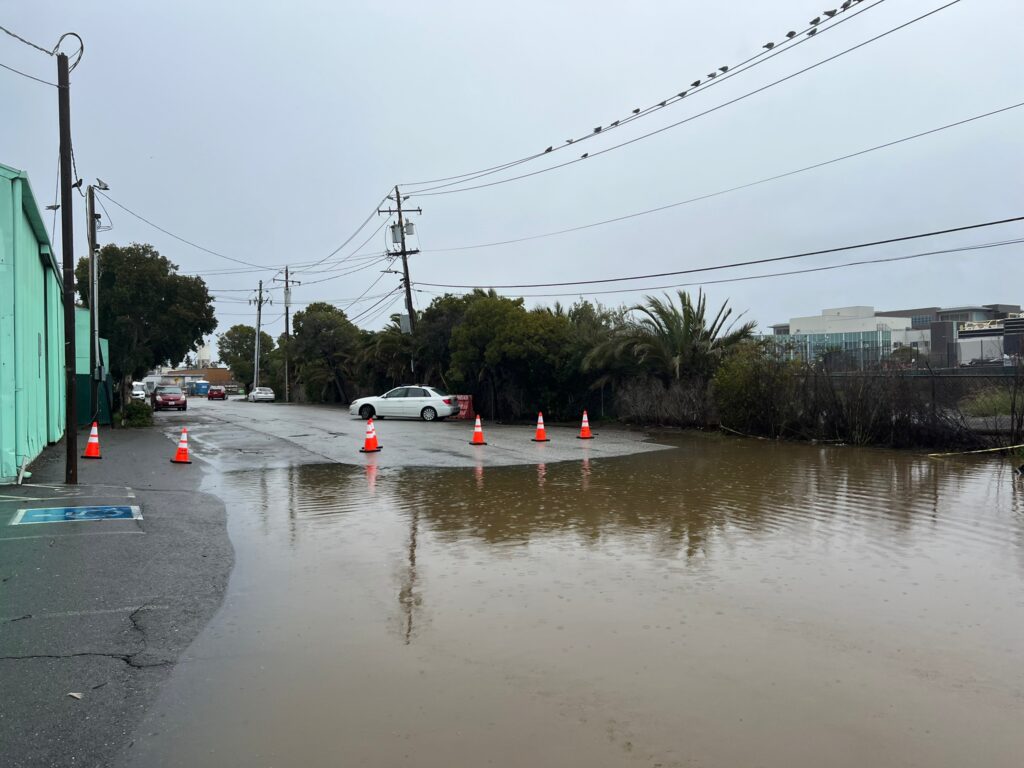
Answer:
(119, 399, 153, 428)
(960, 388, 1013, 417)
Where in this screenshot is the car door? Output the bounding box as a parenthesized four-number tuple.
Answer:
(379, 388, 407, 417)
(405, 387, 430, 418)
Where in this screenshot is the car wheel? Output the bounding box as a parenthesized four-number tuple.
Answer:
(359, 404, 375, 420)
(421, 406, 437, 422)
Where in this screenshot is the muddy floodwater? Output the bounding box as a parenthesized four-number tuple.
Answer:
(122, 434, 1024, 767)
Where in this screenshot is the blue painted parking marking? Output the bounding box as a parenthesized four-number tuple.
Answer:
(10, 505, 142, 525)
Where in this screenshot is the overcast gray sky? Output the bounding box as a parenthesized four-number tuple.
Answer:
(3, 0, 1022, 349)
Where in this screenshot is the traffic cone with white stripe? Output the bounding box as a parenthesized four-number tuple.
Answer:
(576, 410, 594, 440)
(360, 418, 382, 453)
(469, 415, 487, 445)
(531, 412, 550, 442)
(170, 427, 192, 464)
(82, 422, 102, 459)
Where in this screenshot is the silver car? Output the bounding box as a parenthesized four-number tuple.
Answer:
(349, 386, 459, 422)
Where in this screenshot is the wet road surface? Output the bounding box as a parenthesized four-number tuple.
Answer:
(118, 399, 1024, 767)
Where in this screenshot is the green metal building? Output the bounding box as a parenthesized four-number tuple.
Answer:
(0, 162, 66, 484)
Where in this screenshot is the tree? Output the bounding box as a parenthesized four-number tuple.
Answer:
(218, 325, 275, 392)
(585, 290, 755, 384)
(290, 302, 361, 402)
(75, 243, 216, 406)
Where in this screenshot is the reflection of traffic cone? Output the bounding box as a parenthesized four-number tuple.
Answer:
(82, 422, 102, 459)
(531, 412, 550, 442)
(170, 427, 192, 464)
(469, 415, 487, 445)
(366, 461, 378, 494)
(576, 410, 594, 440)
(360, 418, 382, 453)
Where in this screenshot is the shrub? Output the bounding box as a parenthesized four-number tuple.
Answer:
(960, 388, 1013, 417)
(119, 399, 153, 428)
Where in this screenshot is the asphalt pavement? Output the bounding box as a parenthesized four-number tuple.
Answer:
(1, 396, 667, 767)
(0, 422, 232, 768)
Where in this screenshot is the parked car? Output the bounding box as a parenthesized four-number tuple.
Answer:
(248, 387, 275, 403)
(130, 385, 148, 401)
(349, 386, 459, 421)
(207, 385, 227, 400)
(152, 385, 187, 411)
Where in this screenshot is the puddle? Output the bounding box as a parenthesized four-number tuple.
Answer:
(123, 436, 1024, 767)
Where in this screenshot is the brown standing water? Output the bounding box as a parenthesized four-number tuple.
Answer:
(123, 434, 1024, 767)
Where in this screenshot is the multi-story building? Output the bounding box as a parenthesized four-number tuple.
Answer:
(767, 303, 1022, 368)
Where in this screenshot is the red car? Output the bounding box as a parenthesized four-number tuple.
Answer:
(152, 385, 187, 411)
(207, 385, 227, 400)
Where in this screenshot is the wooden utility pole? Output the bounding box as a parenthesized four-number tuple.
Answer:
(57, 52, 77, 484)
(378, 186, 421, 332)
(86, 184, 98, 421)
(273, 266, 300, 402)
(250, 281, 271, 393)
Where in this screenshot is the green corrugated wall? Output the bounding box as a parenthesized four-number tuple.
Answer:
(0, 164, 66, 484)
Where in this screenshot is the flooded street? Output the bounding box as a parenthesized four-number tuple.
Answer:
(122, 427, 1024, 767)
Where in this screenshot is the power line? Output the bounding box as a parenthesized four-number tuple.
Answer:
(0, 59, 56, 86)
(408, 0, 962, 199)
(401, 0, 886, 190)
(0, 23, 56, 56)
(415, 215, 1024, 290)
(291, 192, 391, 274)
(416, 239, 1024, 299)
(97, 192, 269, 268)
(357, 293, 405, 327)
(348, 287, 405, 325)
(423, 102, 1024, 254)
(299, 254, 395, 287)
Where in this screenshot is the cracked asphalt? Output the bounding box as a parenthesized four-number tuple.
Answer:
(0, 423, 232, 768)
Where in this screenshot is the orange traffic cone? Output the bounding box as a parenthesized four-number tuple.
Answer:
(360, 418, 382, 453)
(82, 422, 102, 459)
(531, 412, 550, 443)
(577, 410, 594, 440)
(469, 415, 488, 445)
(170, 427, 192, 464)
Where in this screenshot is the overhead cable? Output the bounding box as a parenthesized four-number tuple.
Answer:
(408, 0, 962, 199)
(415, 215, 1024, 290)
(423, 102, 1024, 253)
(416, 239, 1024, 299)
(401, 0, 885, 189)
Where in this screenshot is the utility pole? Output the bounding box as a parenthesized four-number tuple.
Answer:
(86, 184, 99, 421)
(378, 185, 421, 333)
(273, 267, 300, 403)
(57, 52, 77, 485)
(249, 281, 270, 393)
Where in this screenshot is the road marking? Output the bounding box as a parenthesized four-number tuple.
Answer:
(0, 530, 145, 542)
(11, 505, 143, 525)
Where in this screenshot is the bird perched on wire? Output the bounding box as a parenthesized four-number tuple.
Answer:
(763, 41, 775, 49)
(808, 28, 818, 36)
(658, 100, 666, 107)
(810, 16, 821, 25)
(610, 120, 620, 127)
(719, 65, 728, 73)
(691, 79, 701, 87)
(565, 138, 574, 144)
(544, 146, 553, 153)
(677, 90, 687, 98)
(824, 9, 837, 17)
(632, 107, 640, 114)
(707, 72, 717, 79)
(580, 153, 589, 159)
(786, 30, 797, 38)
(841, 0, 853, 9)
(594, 126, 602, 133)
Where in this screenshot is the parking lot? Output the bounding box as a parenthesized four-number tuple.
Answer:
(173, 396, 670, 470)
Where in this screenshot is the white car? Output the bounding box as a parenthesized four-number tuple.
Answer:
(349, 386, 459, 422)
(248, 387, 276, 403)
(130, 386, 147, 401)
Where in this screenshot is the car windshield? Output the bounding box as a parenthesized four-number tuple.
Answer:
(157, 387, 182, 394)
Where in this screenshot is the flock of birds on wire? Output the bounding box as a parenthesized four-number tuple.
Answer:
(545, 0, 866, 161)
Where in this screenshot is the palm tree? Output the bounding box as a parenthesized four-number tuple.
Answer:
(585, 290, 755, 384)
